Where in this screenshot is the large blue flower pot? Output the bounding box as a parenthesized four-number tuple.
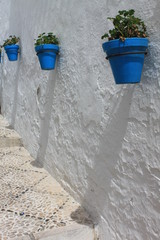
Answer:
(102, 38, 148, 84)
(4, 45, 19, 61)
(35, 44, 59, 70)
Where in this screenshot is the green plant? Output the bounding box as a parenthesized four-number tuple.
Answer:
(101, 9, 147, 41)
(34, 32, 59, 46)
(2, 35, 20, 47)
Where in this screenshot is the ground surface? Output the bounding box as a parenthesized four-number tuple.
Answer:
(0, 115, 92, 240)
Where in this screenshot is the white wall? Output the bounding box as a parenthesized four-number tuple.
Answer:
(1, 0, 160, 239)
(0, 0, 11, 108)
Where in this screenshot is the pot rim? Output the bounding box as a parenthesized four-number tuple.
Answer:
(35, 44, 59, 53)
(4, 44, 19, 50)
(102, 37, 148, 53)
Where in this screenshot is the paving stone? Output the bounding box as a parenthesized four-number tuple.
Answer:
(0, 137, 22, 149)
(0, 166, 9, 178)
(0, 127, 21, 139)
(0, 146, 31, 158)
(0, 211, 48, 239)
(17, 161, 47, 173)
(1, 169, 47, 190)
(32, 175, 67, 195)
(0, 181, 22, 208)
(8, 190, 69, 219)
(0, 154, 32, 169)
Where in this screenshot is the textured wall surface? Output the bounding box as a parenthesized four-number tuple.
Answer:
(1, 0, 160, 239)
(0, 0, 11, 107)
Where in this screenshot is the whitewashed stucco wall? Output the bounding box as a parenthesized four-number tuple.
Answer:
(1, 0, 160, 239)
(0, 0, 11, 108)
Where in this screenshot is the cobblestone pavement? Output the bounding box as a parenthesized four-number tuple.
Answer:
(0, 115, 92, 240)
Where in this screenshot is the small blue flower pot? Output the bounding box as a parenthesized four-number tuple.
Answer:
(35, 44, 59, 70)
(102, 38, 148, 84)
(4, 45, 19, 61)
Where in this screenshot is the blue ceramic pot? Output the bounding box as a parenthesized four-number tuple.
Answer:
(102, 38, 148, 84)
(35, 44, 59, 70)
(4, 45, 19, 61)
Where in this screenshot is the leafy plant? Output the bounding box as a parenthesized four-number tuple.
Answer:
(34, 32, 59, 46)
(101, 9, 148, 41)
(2, 35, 20, 47)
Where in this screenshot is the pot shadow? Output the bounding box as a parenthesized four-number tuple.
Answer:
(35, 62, 59, 168)
(2, 0, 22, 128)
(70, 206, 94, 227)
(70, 85, 135, 231)
(10, 63, 21, 127)
(30, 159, 44, 169)
(1, 58, 21, 128)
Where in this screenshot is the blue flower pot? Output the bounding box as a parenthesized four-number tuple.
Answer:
(4, 45, 19, 61)
(35, 44, 59, 70)
(102, 38, 148, 84)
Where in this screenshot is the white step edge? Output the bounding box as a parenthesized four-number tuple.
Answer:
(34, 223, 95, 240)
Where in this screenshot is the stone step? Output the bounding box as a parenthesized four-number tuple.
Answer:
(0, 114, 96, 240)
(21, 223, 95, 240)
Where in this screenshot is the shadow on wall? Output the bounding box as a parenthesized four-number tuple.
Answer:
(1, 58, 21, 128)
(10, 63, 21, 127)
(33, 63, 59, 168)
(1, 0, 23, 128)
(71, 85, 135, 232)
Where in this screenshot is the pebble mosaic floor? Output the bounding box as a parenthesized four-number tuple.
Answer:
(0, 115, 92, 239)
